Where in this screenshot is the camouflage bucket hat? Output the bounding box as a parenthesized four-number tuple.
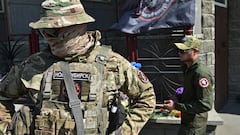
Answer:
(29, 0, 95, 29)
(174, 35, 201, 50)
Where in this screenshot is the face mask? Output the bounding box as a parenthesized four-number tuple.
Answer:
(40, 25, 97, 58)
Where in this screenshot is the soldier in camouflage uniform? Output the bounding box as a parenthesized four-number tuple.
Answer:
(0, 0, 156, 135)
(164, 36, 214, 135)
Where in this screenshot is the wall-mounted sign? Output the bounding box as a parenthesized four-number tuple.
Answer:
(0, 0, 4, 13)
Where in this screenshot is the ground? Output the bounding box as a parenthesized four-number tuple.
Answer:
(216, 101, 240, 135)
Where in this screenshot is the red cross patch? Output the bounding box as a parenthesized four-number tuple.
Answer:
(138, 70, 149, 83)
(198, 78, 210, 88)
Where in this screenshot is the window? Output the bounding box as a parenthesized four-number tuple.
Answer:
(0, 0, 4, 13)
(215, 0, 227, 8)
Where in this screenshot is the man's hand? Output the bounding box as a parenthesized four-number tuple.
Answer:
(163, 100, 175, 111)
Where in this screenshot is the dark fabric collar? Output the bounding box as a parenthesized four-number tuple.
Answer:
(183, 58, 201, 73)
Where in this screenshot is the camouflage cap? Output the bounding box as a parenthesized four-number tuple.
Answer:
(174, 35, 201, 50)
(29, 0, 95, 29)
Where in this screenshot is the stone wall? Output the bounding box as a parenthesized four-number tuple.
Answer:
(200, 0, 215, 76)
(228, 1, 240, 101)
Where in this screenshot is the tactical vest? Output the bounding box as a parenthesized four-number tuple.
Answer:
(34, 46, 114, 135)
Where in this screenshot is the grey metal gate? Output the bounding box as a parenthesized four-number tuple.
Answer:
(137, 33, 184, 103)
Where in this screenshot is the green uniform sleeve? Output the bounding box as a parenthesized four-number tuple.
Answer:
(175, 72, 214, 114)
(117, 57, 156, 134)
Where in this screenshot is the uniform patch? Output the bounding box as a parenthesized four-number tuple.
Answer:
(53, 71, 91, 81)
(198, 78, 210, 88)
(60, 80, 82, 100)
(137, 70, 149, 83)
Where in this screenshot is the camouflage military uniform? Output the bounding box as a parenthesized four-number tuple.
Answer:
(0, 0, 156, 135)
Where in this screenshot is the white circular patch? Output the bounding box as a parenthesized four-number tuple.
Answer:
(137, 70, 149, 83)
(199, 78, 209, 88)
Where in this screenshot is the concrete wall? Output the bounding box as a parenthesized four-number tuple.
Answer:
(228, 1, 240, 101)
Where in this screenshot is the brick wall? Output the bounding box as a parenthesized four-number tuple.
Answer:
(201, 0, 215, 79)
(228, 1, 240, 101)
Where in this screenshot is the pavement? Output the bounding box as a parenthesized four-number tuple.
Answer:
(215, 101, 240, 135)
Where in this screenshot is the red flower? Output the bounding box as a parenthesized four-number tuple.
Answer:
(177, 111, 181, 118)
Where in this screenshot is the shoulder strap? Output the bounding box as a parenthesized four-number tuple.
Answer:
(60, 61, 84, 135)
(93, 45, 111, 135)
(92, 45, 111, 104)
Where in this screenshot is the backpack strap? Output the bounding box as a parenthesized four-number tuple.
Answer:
(93, 45, 111, 135)
(42, 67, 53, 99)
(60, 61, 84, 135)
(92, 45, 111, 104)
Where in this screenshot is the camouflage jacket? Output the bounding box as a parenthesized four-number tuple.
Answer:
(0, 45, 156, 135)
